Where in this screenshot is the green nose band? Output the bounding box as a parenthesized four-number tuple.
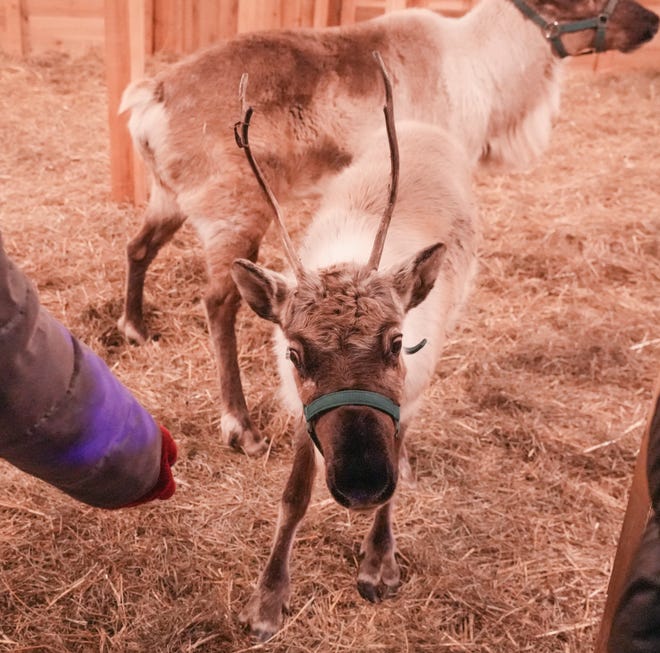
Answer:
(303, 390, 401, 456)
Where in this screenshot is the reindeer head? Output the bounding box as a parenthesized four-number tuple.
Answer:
(231, 54, 445, 510)
(511, 0, 658, 57)
(233, 245, 444, 509)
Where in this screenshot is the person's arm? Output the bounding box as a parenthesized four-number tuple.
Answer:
(0, 233, 176, 508)
(608, 393, 660, 652)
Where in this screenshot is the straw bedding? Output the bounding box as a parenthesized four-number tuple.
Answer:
(0, 50, 658, 652)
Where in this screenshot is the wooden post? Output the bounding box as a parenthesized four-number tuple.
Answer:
(313, 0, 341, 26)
(594, 377, 660, 652)
(237, 0, 282, 33)
(385, 0, 407, 10)
(105, 0, 147, 205)
(339, 0, 359, 25)
(2, 0, 28, 56)
(313, 0, 330, 26)
(281, 0, 315, 28)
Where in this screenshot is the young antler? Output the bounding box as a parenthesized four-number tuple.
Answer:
(234, 74, 304, 278)
(367, 51, 400, 271)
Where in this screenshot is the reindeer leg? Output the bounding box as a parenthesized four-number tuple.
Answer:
(358, 499, 401, 603)
(118, 186, 186, 344)
(204, 280, 267, 455)
(398, 440, 416, 488)
(240, 428, 317, 641)
(200, 196, 273, 456)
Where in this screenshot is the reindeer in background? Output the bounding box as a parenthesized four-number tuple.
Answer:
(231, 54, 478, 640)
(118, 0, 658, 456)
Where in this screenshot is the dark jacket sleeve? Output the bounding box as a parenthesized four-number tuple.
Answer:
(0, 233, 176, 508)
(608, 393, 660, 652)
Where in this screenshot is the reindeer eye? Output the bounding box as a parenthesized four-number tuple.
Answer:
(390, 333, 403, 356)
(287, 346, 302, 369)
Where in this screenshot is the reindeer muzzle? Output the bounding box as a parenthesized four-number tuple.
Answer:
(303, 390, 400, 456)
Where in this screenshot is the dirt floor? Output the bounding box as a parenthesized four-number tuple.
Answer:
(0, 48, 658, 652)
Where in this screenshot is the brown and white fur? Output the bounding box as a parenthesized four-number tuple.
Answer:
(118, 0, 659, 456)
(231, 96, 477, 636)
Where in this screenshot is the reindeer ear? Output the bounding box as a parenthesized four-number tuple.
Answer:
(231, 259, 291, 324)
(391, 242, 446, 311)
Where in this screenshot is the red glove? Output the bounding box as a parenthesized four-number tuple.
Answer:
(120, 425, 178, 508)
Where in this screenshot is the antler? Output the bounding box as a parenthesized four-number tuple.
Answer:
(367, 51, 400, 271)
(234, 73, 304, 278)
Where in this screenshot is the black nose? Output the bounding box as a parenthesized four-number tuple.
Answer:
(330, 455, 396, 509)
(645, 10, 659, 38)
(323, 406, 398, 509)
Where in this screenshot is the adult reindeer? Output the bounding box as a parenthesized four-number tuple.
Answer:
(118, 0, 658, 455)
(231, 53, 477, 640)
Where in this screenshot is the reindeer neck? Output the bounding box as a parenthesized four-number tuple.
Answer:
(444, 0, 563, 168)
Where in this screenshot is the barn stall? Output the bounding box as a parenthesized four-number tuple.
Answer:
(0, 1, 659, 651)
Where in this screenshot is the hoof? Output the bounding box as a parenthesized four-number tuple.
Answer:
(222, 415, 269, 457)
(357, 549, 401, 604)
(117, 314, 148, 345)
(239, 588, 288, 641)
(357, 571, 400, 604)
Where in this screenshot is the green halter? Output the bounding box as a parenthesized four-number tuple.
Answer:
(301, 338, 427, 455)
(303, 390, 401, 455)
(510, 0, 620, 58)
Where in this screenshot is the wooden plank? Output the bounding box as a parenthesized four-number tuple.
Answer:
(427, 0, 473, 15)
(1, 0, 28, 55)
(182, 0, 195, 52)
(27, 15, 103, 53)
(105, 0, 146, 204)
(194, 0, 219, 47)
(385, 0, 406, 11)
(312, 0, 329, 27)
(217, 0, 239, 39)
(339, 0, 359, 25)
(355, 5, 385, 22)
(153, 0, 183, 53)
(143, 0, 154, 54)
(313, 0, 342, 27)
(237, 0, 281, 33)
(594, 377, 660, 653)
(281, 0, 314, 29)
(25, 0, 103, 17)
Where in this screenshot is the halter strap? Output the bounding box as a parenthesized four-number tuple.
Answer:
(303, 390, 400, 456)
(510, 0, 620, 58)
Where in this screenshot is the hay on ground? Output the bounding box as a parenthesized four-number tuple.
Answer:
(0, 50, 658, 652)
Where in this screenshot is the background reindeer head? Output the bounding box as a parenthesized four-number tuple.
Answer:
(231, 55, 446, 510)
(512, 0, 658, 56)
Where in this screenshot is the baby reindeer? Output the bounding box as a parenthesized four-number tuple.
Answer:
(231, 55, 478, 640)
(118, 0, 658, 457)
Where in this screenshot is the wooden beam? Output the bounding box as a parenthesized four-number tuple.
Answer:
(313, 0, 330, 27)
(385, 0, 407, 11)
(281, 0, 315, 28)
(339, 0, 359, 25)
(105, 0, 147, 204)
(217, 0, 239, 39)
(144, 0, 154, 54)
(2, 0, 29, 55)
(594, 376, 660, 652)
(153, 0, 183, 53)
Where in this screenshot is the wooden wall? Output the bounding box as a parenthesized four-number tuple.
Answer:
(1, 0, 658, 67)
(0, 0, 506, 55)
(0, 0, 340, 55)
